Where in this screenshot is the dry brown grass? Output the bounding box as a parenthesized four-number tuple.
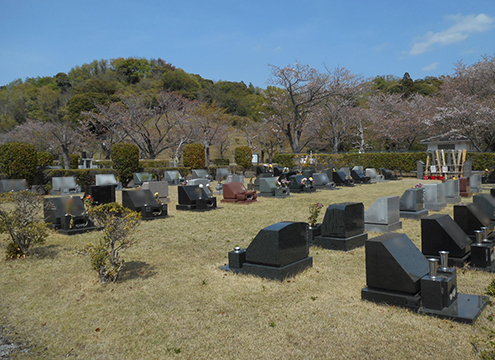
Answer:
(1, 178, 494, 359)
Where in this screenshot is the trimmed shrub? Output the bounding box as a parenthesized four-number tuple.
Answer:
(69, 154, 80, 169)
(234, 146, 252, 174)
(0, 142, 38, 183)
(273, 153, 296, 168)
(213, 158, 230, 166)
(111, 143, 140, 187)
(183, 143, 205, 169)
(37, 151, 54, 167)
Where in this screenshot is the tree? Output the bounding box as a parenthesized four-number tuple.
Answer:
(84, 203, 141, 283)
(111, 143, 140, 187)
(0, 142, 38, 183)
(234, 146, 252, 174)
(265, 63, 330, 153)
(0, 191, 50, 259)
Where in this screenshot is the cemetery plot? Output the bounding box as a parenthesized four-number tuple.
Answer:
(192, 169, 212, 180)
(332, 170, 354, 187)
(176, 185, 217, 211)
(133, 172, 155, 187)
(164, 170, 183, 185)
(289, 175, 316, 193)
(423, 183, 447, 211)
(223, 222, 312, 281)
(221, 182, 257, 203)
(215, 167, 230, 181)
(470, 174, 482, 194)
(122, 189, 168, 219)
(312, 202, 367, 251)
(473, 194, 495, 226)
(0, 179, 28, 193)
(379, 168, 399, 180)
(444, 179, 461, 204)
(470, 228, 495, 271)
(311, 173, 336, 190)
(351, 166, 371, 184)
(51, 177, 81, 195)
(459, 177, 473, 198)
(95, 174, 122, 189)
(44, 196, 95, 235)
(142, 181, 170, 204)
(365, 168, 385, 183)
(85, 185, 116, 205)
(258, 177, 290, 198)
(362, 232, 488, 324)
(399, 188, 428, 220)
(364, 196, 402, 232)
(454, 203, 493, 241)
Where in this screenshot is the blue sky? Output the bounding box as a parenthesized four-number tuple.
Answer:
(1, 1, 494, 88)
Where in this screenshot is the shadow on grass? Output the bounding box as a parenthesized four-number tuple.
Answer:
(31, 244, 61, 259)
(119, 261, 157, 281)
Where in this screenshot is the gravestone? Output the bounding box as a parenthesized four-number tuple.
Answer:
(289, 175, 316, 193)
(85, 185, 116, 206)
(470, 174, 482, 194)
(221, 182, 257, 203)
(133, 172, 154, 187)
(51, 177, 81, 195)
(364, 196, 402, 232)
(252, 172, 274, 191)
(272, 166, 285, 177)
(312, 202, 367, 251)
(351, 168, 371, 184)
(399, 188, 428, 220)
(79, 151, 93, 169)
(473, 194, 495, 225)
(459, 177, 473, 198)
(486, 170, 495, 184)
(95, 174, 122, 190)
(492, 188, 495, 198)
(141, 181, 170, 204)
(224, 222, 313, 281)
(454, 203, 492, 241)
(215, 167, 230, 181)
(339, 167, 351, 178)
(192, 169, 212, 180)
(302, 169, 315, 179)
(176, 185, 217, 211)
(312, 173, 336, 190)
(417, 161, 425, 179)
(0, 179, 28, 193)
(258, 177, 290, 198)
(444, 179, 461, 204)
(421, 214, 471, 267)
(164, 170, 183, 185)
(362, 232, 488, 323)
(464, 159, 473, 178)
(225, 174, 245, 184)
(365, 168, 385, 183)
(187, 178, 212, 197)
(333, 170, 354, 186)
(423, 183, 447, 211)
(379, 168, 399, 180)
(44, 196, 95, 235)
(122, 189, 168, 219)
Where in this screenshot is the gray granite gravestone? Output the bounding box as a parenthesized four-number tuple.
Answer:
(122, 189, 168, 219)
(192, 169, 212, 180)
(464, 159, 473, 178)
(0, 179, 28, 193)
(365, 168, 385, 183)
(421, 214, 471, 267)
(142, 181, 170, 204)
(44, 196, 95, 235)
(187, 178, 212, 197)
(470, 174, 482, 194)
(473, 194, 495, 225)
(423, 183, 447, 211)
(176, 185, 217, 211)
(224, 222, 312, 281)
(417, 161, 425, 179)
(95, 174, 122, 190)
(312, 202, 367, 251)
(133, 172, 154, 187)
(362, 232, 488, 323)
(364, 196, 402, 232)
(215, 167, 230, 181)
(164, 170, 183, 185)
(311, 173, 336, 189)
(225, 174, 245, 184)
(258, 177, 290, 197)
(51, 177, 81, 195)
(399, 188, 428, 219)
(444, 179, 461, 204)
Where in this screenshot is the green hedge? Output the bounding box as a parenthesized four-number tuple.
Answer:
(213, 158, 230, 166)
(273, 153, 296, 168)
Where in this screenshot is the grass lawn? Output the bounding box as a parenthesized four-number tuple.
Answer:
(1, 178, 494, 359)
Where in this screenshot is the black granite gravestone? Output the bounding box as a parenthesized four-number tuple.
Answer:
(399, 188, 428, 219)
(362, 232, 488, 323)
(486, 170, 495, 184)
(289, 175, 316, 193)
(176, 185, 217, 211)
(85, 185, 116, 206)
(122, 189, 168, 219)
(473, 194, 495, 225)
(491, 188, 495, 198)
(312, 202, 367, 251)
(454, 203, 492, 241)
(44, 196, 95, 235)
(273, 166, 285, 176)
(471, 230, 495, 271)
(379, 168, 399, 180)
(351, 169, 371, 184)
(421, 214, 471, 267)
(302, 169, 315, 179)
(332, 171, 354, 186)
(224, 222, 313, 281)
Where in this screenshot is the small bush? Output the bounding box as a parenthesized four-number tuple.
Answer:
(235, 146, 252, 174)
(37, 151, 54, 167)
(0, 191, 50, 259)
(273, 153, 295, 168)
(111, 143, 140, 187)
(183, 143, 205, 169)
(83, 203, 141, 283)
(69, 154, 80, 169)
(0, 142, 38, 183)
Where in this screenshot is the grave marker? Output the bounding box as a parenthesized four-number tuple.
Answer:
(364, 196, 402, 232)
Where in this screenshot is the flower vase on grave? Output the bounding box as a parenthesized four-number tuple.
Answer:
(307, 224, 322, 243)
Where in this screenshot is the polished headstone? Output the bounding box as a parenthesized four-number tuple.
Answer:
(364, 196, 402, 232)
(164, 170, 182, 185)
(289, 175, 316, 193)
(417, 161, 425, 179)
(272, 166, 285, 176)
(176, 185, 217, 210)
(225, 174, 245, 184)
(187, 178, 212, 197)
(133, 172, 154, 187)
(86, 185, 116, 205)
(352, 165, 364, 173)
(0, 179, 28, 193)
(192, 169, 212, 180)
(333, 171, 354, 186)
(351, 169, 371, 184)
(95, 174, 122, 190)
(365, 168, 385, 183)
(258, 177, 290, 197)
(379, 168, 398, 180)
(312, 173, 335, 189)
(221, 182, 257, 203)
(424, 183, 447, 211)
(400, 188, 425, 212)
(122, 189, 168, 219)
(141, 181, 170, 203)
(421, 214, 471, 264)
(454, 203, 492, 240)
(486, 170, 495, 184)
(215, 167, 230, 181)
(51, 177, 80, 195)
(445, 179, 461, 204)
(339, 167, 351, 178)
(459, 177, 473, 197)
(473, 194, 495, 224)
(44, 196, 95, 234)
(470, 174, 482, 193)
(302, 169, 315, 179)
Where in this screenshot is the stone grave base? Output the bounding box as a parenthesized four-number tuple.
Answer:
(312, 233, 367, 251)
(176, 198, 217, 211)
(240, 257, 313, 281)
(290, 188, 316, 193)
(361, 287, 421, 310)
(418, 293, 489, 324)
(425, 202, 447, 211)
(446, 196, 462, 204)
(140, 204, 168, 220)
(460, 191, 473, 198)
(314, 183, 337, 190)
(258, 190, 290, 197)
(364, 221, 402, 233)
(400, 209, 429, 220)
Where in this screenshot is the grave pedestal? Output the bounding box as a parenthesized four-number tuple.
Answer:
(44, 196, 95, 235)
(454, 203, 492, 241)
(471, 242, 495, 271)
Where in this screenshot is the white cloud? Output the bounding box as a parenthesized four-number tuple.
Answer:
(274, 47, 282, 52)
(422, 62, 440, 71)
(410, 13, 494, 55)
